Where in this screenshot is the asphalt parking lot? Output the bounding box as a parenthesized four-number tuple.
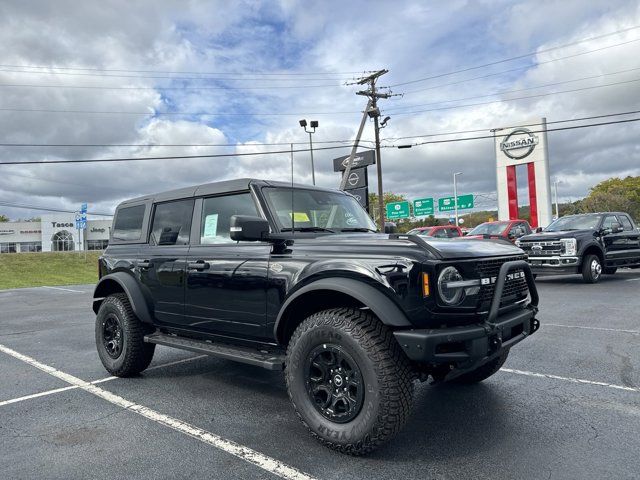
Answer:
(1, 272, 639, 480)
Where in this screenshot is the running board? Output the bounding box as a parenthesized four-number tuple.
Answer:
(144, 332, 285, 371)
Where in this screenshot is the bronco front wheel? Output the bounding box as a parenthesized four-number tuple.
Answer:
(285, 308, 415, 455)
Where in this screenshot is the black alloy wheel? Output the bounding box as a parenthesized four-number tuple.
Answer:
(305, 344, 364, 423)
(102, 315, 123, 359)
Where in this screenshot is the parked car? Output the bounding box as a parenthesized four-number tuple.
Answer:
(406, 225, 463, 238)
(93, 178, 539, 454)
(464, 220, 532, 243)
(516, 212, 640, 283)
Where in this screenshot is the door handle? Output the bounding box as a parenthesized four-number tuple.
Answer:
(188, 260, 210, 271)
(137, 260, 151, 269)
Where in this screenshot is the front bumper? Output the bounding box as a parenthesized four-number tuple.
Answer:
(394, 260, 540, 366)
(527, 256, 580, 274)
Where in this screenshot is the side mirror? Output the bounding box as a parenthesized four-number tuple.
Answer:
(230, 215, 270, 242)
(535, 227, 543, 233)
(610, 222, 623, 234)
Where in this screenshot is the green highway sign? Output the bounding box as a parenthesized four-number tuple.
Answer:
(412, 197, 434, 216)
(386, 201, 410, 220)
(438, 194, 474, 212)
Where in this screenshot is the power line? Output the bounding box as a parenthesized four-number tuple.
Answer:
(400, 38, 640, 95)
(389, 77, 640, 116)
(386, 117, 640, 148)
(0, 201, 113, 216)
(2, 76, 637, 118)
(381, 109, 640, 142)
(1, 110, 637, 148)
(0, 144, 358, 166)
(387, 25, 640, 87)
(385, 67, 640, 112)
(0, 82, 345, 91)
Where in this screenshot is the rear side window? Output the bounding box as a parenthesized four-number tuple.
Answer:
(150, 199, 194, 246)
(618, 215, 634, 231)
(112, 205, 146, 241)
(432, 228, 448, 238)
(448, 228, 460, 237)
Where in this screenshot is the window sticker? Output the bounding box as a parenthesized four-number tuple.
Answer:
(203, 214, 219, 237)
(289, 212, 310, 222)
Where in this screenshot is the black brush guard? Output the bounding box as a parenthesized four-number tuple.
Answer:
(394, 260, 540, 366)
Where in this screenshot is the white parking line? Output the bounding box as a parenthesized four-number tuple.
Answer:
(0, 343, 315, 480)
(501, 368, 639, 393)
(543, 323, 640, 335)
(41, 286, 86, 293)
(0, 354, 208, 407)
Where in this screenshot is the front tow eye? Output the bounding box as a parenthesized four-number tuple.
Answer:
(490, 335, 502, 353)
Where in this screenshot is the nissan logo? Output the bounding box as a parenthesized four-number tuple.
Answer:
(500, 128, 539, 160)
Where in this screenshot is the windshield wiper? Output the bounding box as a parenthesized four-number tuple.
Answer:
(281, 226, 336, 233)
(340, 227, 377, 232)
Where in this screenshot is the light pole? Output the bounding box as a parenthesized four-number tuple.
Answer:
(299, 119, 318, 185)
(553, 178, 560, 219)
(453, 172, 463, 227)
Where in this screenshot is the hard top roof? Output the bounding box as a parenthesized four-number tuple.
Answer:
(117, 178, 345, 207)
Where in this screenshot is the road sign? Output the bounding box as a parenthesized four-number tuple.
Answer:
(342, 167, 367, 190)
(438, 194, 474, 212)
(412, 197, 434, 216)
(386, 201, 410, 220)
(81, 203, 88, 214)
(332, 150, 375, 172)
(75, 219, 87, 230)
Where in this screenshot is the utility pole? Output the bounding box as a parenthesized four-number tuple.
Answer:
(453, 172, 463, 227)
(554, 178, 560, 219)
(343, 69, 398, 232)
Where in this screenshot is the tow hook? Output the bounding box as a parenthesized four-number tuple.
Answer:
(490, 335, 502, 352)
(530, 318, 540, 333)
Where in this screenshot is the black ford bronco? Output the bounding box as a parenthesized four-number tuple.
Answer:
(93, 178, 540, 454)
(516, 212, 640, 283)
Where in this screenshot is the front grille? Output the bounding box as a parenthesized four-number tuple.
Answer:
(518, 240, 562, 256)
(476, 255, 529, 308)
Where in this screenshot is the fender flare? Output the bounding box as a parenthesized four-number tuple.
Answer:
(274, 277, 412, 341)
(579, 241, 605, 261)
(92, 272, 153, 324)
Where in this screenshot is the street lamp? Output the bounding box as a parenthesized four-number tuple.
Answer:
(299, 119, 318, 185)
(453, 172, 463, 227)
(553, 178, 560, 219)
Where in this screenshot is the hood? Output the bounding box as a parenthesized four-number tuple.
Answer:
(520, 229, 596, 241)
(295, 233, 524, 260)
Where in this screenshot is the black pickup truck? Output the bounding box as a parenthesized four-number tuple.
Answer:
(93, 178, 539, 454)
(516, 212, 640, 283)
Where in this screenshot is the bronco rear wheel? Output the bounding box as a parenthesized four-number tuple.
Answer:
(285, 308, 414, 455)
(95, 293, 155, 377)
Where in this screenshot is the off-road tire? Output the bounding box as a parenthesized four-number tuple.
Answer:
(604, 266, 617, 275)
(449, 349, 509, 384)
(95, 293, 155, 377)
(285, 308, 415, 455)
(581, 254, 602, 284)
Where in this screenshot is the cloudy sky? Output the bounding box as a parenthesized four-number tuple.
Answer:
(0, 0, 639, 220)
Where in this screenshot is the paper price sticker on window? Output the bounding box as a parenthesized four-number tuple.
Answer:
(290, 212, 310, 222)
(203, 214, 219, 237)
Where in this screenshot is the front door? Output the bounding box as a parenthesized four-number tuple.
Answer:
(184, 192, 270, 339)
(138, 199, 194, 326)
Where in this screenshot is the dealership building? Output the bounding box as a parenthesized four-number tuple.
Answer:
(0, 214, 112, 253)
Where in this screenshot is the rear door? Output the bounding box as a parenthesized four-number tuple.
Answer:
(184, 192, 270, 339)
(138, 199, 194, 326)
(617, 214, 640, 263)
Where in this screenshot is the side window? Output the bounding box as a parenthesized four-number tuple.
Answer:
(448, 228, 461, 237)
(200, 193, 259, 244)
(433, 228, 448, 238)
(618, 215, 633, 231)
(112, 204, 145, 241)
(150, 199, 194, 246)
(602, 215, 618, 230)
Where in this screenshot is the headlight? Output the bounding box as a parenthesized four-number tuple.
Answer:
(437, 266, 466, 305)
(561, 238, 577, 256)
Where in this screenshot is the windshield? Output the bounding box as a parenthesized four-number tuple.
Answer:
(545, 215, 601, 232)
(468, 222, 509, 235)
(263, 187, 377, 232)
(407, 228, 432, 235)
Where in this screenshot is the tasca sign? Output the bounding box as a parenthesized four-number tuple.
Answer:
(332, 150, 375, 172)
(500, 128, 539, 160)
